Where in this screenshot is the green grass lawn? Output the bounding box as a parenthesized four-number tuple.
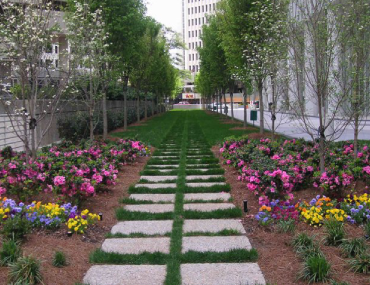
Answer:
(111, 110, 260, 147)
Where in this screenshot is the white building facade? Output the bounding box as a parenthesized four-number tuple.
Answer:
(182, 0, 219, 74)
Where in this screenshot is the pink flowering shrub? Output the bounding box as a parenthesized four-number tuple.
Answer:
(0, 139, 149, 203)
(222, 137, 369, 202)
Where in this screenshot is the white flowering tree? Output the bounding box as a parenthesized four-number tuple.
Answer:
(0, 0, 70, 159)
(66, 0, 112, 140)
(338, 0, 370, 154)
(242, 0, 288, 134)
(287, 0, 355, 172)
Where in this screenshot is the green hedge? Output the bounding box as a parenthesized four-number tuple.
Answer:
(58, 105, 153, 142)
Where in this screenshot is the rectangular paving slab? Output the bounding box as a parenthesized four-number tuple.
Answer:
(181, 263, 266, 285)
(111, 221, 173, 236)
(184, 193, 231, 202)
(152, 156, 179, 159)
(102, 237, 171, 254)
(183, 219, 246, 234)
(186, 175, 223, 181)
(183, 203, 235, 212)
(182, 236, 252, 253)
(140, 176, 177, 182)
(135, 183, 177, 189)
(83, 265, 167, 285)
(129, 194, 176, 203)
(124, 204, 174, 213)
(186, 182, 226, 188)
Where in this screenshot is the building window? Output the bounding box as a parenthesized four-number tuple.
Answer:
(188, 43, 191, 49)
(189, 66, 192, 71)
(202, 5, 204, 12)
(196, 53, 198, 60)
(195, 7, 197, 13)
(55, 46, 58, 54)
(55, 59, 59, 68)
(192, 54, 194, 60)
(192, 31, 194, 37)
(192, 19, 194, 25)
(189, 31, 191, 38)
(188, 20, 190, 26)
(196, 65, 199, 72)
(192, 42, 194, 49)
(189, 54, 191, 61)
(188, 8, 190, 14)
(195, 30, 197, 37)
(195, 18, 197, 25)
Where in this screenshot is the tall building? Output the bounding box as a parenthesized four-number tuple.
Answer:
(182, 0, 219, 74)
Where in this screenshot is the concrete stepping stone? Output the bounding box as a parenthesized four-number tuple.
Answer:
(181, 263, 266, 285)
(186, 175, 223, 181)
(111, 221, 173, 236)
(184, 193, 231, 202)
(186, 164, 214, 167)
(102, 237, 171, 254)
(186, 182, 226, 188)
(151, 169, 176, 173)
(135, 183, 177, 189)
(140, 176, 177, 182)
(147, 165, 179, 168)
(129, 194, 176, 203)
(124, 204, 174, 213)
(182, 236, 252, 253)
(184, 203, 235, 212)
(83, 265, 167, 285)
(183, 219, 246, 234)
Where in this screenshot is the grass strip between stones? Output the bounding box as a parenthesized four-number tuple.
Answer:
(115, 209, 174, 220)
(90, 249, 169, 265)
(183, 184, 231, 193)
(183, 208, 242, 219)
(183, 229, 241, 237)
(180, 249, 258, 263)
(105, 232, 172, 238)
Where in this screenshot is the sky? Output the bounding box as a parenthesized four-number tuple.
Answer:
(145, 0, 182, 33)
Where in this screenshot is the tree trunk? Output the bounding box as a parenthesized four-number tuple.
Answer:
(230, 93, 234, 121)
(319, 135, 326, 173)
(220, 91, 223, 116)
(243, 91, 247, 128)
(89, 107, 94, 140)
(102, 90, 108, 140)
(31, 128, 36, 159)
(136, 89, 140, 123)
(258, 79, 264, 134)
(354, 115, 359, 155)
(123, 75, 129, 131)
(89, 73, 94, 140)
(216, 95, 219, 114)
(144, 92, 148, 120)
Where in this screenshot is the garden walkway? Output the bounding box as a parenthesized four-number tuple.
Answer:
(83, 114, 265, 285)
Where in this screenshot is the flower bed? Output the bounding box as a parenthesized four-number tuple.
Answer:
(0, 139, 148, 203)
(0, 197, 100, 234)
(220, 136, 370, 227)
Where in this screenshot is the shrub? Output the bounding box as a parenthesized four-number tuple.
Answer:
(8, 256, 43, 285)
(0, 239, 21, 266)
(339, 238, 367, 258)
(300, 255, 331, 283)
(365, 222, 370, 239)
(276, 219, 296, 233)
(324, 219, 345, 246)
(52, 251, 67, 267)
(1, 215, 31, 241)
(349, 252, 370, 274)
(292, 233, 315, 250)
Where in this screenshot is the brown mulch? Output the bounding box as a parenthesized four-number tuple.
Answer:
(248, 133, 282, 140)
(212, 146, 369, 285)
(0, 154, 151, 285)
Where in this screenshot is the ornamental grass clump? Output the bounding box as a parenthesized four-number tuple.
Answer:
(349, 252, 370, 274)
(276, 218, 296, 233)
(52, 251, 67, 268)
(8, 256, 43, 285)
(324, 218, 345, 246)
(365, 222, 370, 239)
(0, 239, 21, 266)
(292, 233, 315, 250)
(300, 255, 331, 283)
(339, 238, 367, 258)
